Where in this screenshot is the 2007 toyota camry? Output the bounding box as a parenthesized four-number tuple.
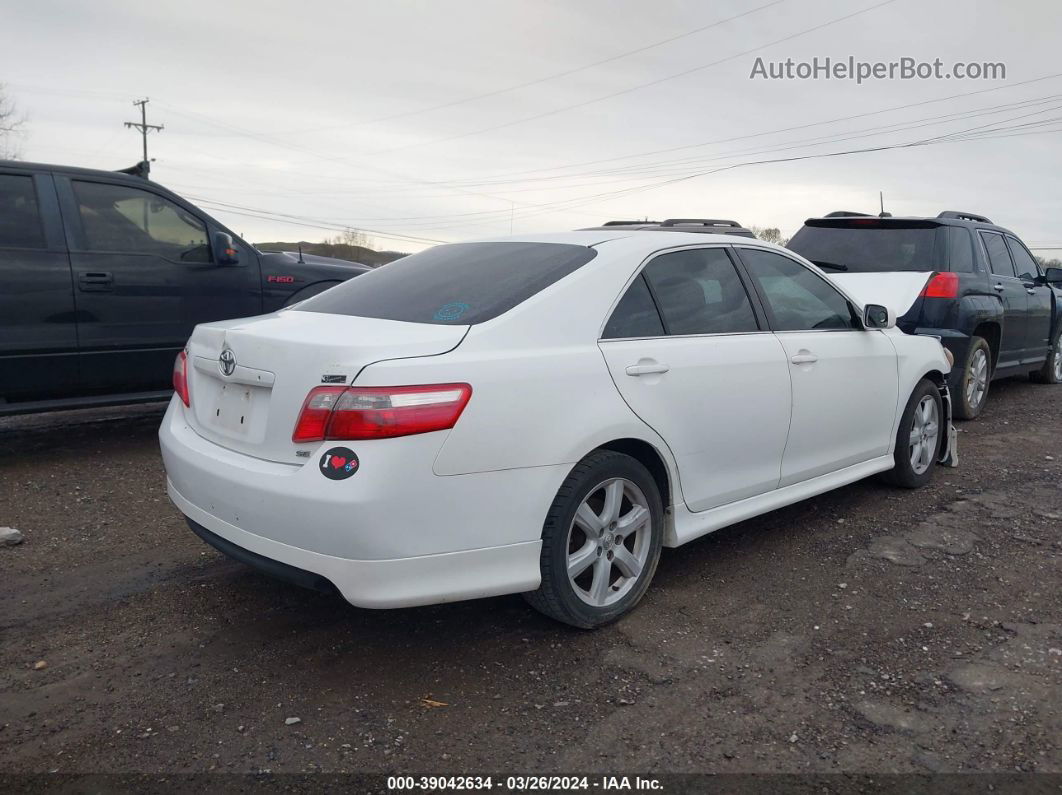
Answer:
(160, 230, 956, 628)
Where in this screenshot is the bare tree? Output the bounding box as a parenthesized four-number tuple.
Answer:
(0, 83, 27, 159)
(749, 226, 789, 246)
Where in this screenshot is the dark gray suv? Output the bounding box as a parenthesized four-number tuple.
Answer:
(788, 211, 1062, 419)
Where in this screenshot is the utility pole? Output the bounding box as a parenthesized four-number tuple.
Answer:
(124, 98, 163, 177)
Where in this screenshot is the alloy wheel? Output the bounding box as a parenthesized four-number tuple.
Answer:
(908, 395, 940, 476)
(566, 478, 652, 607)
(966, 348, 989, 409)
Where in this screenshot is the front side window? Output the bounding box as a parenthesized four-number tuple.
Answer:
(298, 241, 596, 325)
(980, 231, 1016, 278)
(0, 174, 46, 249)
(739, 248, 859, 331)
(1006, 237, 1040, 281)
(640, 247, 759, 336)
(73, 181, 210, 262)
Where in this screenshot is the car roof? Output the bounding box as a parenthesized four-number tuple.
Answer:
(465, 230, 788, 258)
(0, 158, 156, 184)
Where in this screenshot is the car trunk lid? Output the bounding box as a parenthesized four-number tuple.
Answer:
(183, 310, 468, 463)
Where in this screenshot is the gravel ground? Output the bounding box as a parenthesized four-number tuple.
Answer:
(0, 379, 1059, 778)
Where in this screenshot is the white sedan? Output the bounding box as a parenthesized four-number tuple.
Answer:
(160, 231, 956, 628)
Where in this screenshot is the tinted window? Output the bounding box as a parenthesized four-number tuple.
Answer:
(787, 222, 945, 273)
(740, 248, 859, 331)
(298, 242, 596, 325)
(73, 181, 210, 262)
(641, 248, 758, 335)
(602, 274, 664, 339)
(980, 232, 1015, 278)
(1007, 237, 1040, 281)
(0, 174, 45, 249)
(949, 226, 975, 273)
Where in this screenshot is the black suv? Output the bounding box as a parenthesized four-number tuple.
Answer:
(788, 211, 1062, 418)
(0, 160, 371, 415)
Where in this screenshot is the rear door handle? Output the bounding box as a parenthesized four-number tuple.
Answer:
(78, 271, 113, 292)
(790, 351, 818, 365)
(993, 283, 1005, 292)
(625, 362, 670, 376)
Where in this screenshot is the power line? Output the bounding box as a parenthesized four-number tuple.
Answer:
(183, 117, 1062, 241)
(272, 0, 789, 136)
(365, 0, 902, 156)
(460, 71, 1062, 183)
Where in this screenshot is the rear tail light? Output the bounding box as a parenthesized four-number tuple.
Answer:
(173, 351, 190, 407)
(292, 383, 472, 443)
(921, 271, 959, 299)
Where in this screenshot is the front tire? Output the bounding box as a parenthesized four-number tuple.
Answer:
(955, 336, 992, 420)
(884, 378, 942, 489)
(1030, 327, 1062, 384)
(524, 451, 663, 629)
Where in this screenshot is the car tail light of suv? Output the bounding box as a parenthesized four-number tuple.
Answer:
(173, 350, 190, 407)
(292, 383, 473, 443)
(921, 272, 959, 299)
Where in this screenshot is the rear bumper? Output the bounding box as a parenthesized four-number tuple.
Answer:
(159, 397, 559, 608)
(171, 479, 541, 607)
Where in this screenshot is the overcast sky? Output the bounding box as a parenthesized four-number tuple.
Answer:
(5, 0, 1062, 255)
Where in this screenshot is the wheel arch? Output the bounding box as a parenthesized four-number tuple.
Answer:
(972, 321, 1001, 370)
(594, 437, 674, 513)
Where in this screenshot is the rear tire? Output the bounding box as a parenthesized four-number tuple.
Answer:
(883, 378, 942, 489)
(524, 451, 663, 629)
(1030, 327, 1062, 384)
(955, 336, 992, 420)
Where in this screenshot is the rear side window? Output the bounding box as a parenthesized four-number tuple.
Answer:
(1007, 237, 1040, 281)
(980, 232, 1016, 278)
(740, 248, 859, 331)
(642, 247, 758, 335)
(0, 174, 46, 249)
(297, 242, 597, 325)
(602, 274, 664, 339)
(787, 222, 945, 273)
(73, 181, 211, 262)
(948, 227, 975, 273)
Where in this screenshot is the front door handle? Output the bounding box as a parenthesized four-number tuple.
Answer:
(1027, 288, 1037, 295)
(993, 283, 1005, 292)
(78, 271, 114, 292)
(790, 350, 818, 365)
(625, 362, 670, 376)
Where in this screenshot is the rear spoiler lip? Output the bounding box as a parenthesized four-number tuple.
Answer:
(803, 217, 943, 229)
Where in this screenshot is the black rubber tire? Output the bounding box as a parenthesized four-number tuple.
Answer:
(954, 336, 992, 420)
(524, 450, 663, 629)
(883, 378, 942, 489)
(1029, 327, 1062, 384)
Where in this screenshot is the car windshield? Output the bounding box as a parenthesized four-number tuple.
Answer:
(788, 222, 946, 273)
(295, 241, 597, 325)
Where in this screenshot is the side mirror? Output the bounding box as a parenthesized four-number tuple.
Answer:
(1045, 267, 1062, 285)
(213, 232, 241, 266)
(863, 303, 896, 330)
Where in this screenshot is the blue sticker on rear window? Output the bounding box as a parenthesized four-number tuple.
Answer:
(433, 302, 470, 322)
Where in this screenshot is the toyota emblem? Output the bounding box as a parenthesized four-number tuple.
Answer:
(219, 348, 237, 377)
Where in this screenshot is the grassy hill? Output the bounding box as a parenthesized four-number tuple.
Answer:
(253, 241, 408, 267)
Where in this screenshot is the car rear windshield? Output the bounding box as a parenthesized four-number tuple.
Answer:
(787, 221, 947, 273)
(295, 241, 597, 325)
